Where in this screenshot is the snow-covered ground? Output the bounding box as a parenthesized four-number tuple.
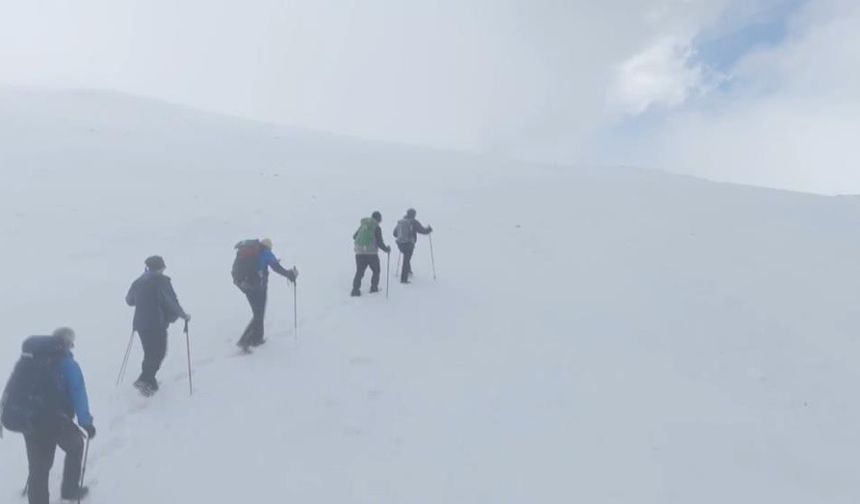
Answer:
(1, 89, 859, 503)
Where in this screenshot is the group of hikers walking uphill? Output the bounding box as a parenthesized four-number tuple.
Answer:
(352, 208, 433, 296)
(0, 207, 433, 504)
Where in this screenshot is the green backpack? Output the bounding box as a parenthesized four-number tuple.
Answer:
(354, 218, 378, 253)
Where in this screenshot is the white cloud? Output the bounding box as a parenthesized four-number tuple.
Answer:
(609, 37, 707, 115)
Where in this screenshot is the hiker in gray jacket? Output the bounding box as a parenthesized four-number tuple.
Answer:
(393, 208, 432, 283)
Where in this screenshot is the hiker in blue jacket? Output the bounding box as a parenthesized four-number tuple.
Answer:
(235, 238, 297, 351)
(16, 328, 95, 504)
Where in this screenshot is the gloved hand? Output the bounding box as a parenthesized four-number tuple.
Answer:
(183, 313, 191, 322)
(427, 225, 433, 233)
(83, 425, 96, 439)
(384, 246, 391, 254)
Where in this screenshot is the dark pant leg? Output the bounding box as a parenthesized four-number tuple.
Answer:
(353, 255, 371, 292)
(398, 242, 414, 282)
(239, 291, 255, 345)
(138, 328, 168, 385)
(240, 288, 267, 345)
(56, 418, 84, 498)
(249, 288, 267, 344)
(25, 429, 56, 504)
(369, 255, 381, 289)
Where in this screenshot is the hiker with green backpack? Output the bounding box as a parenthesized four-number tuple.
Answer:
(351, 211, 391, 297)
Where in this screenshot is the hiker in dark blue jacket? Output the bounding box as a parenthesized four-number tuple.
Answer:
(237, 238, 297, 351)
(126, 255, 189, 395)
(21, 328, 95, 504)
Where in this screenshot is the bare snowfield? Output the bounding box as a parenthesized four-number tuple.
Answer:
(1, 89, 859, 503)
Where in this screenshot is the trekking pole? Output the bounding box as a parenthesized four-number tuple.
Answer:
(78, 435, 90, 504)
(395, 250, 401, 274)
(386, 252, 391, 299)
(429, 234, 437, 280)
(116, 328, 135, 386)
(291, 279, 298, 340)
(184, 320, 193, 397)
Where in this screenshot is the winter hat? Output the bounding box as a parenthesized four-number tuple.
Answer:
(371, 211, 382, 222)
(145, 255, 166, 271)
(53, 327, 76, 348)
(406, 208, 417, 218)
(261, 238, 273, 249)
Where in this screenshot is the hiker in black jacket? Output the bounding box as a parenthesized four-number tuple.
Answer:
(393, 208, 432, 283)
(125, 255, 189, 395)
(352, 211, 391, 296)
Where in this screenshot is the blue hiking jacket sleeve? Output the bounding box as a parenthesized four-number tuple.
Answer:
(61, 356, 94, 427)
(258, 248, 277, 271)
(259, 248, 293, 278)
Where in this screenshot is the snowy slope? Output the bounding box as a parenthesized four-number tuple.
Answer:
(1, 88, 860, 503)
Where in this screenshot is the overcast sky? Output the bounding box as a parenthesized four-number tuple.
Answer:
(1, 0, 857, 193)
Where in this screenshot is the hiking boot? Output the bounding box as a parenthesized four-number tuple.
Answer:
(350, 289, 361, 297)
(250, 338, 267, 347)
(369, 286, 380, 293)
(62, 486, 89, 501)
(134, 380, 155, 397)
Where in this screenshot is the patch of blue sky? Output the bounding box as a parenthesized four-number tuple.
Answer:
(597, 1, 809, 159)
(692, 0, 807, 74)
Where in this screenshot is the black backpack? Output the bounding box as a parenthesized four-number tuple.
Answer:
(1, 336, 66, 434)
(232, 239, 263, 289)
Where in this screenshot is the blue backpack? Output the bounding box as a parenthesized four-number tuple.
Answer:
(1, 336, 66, 434)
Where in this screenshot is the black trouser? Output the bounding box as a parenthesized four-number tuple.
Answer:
(138, 328, 168, 386)
(24, 415, 84, 504)
(239, 287, 268, 346)
(397, 242, 415, 282)
(353, 254, 381, 292)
